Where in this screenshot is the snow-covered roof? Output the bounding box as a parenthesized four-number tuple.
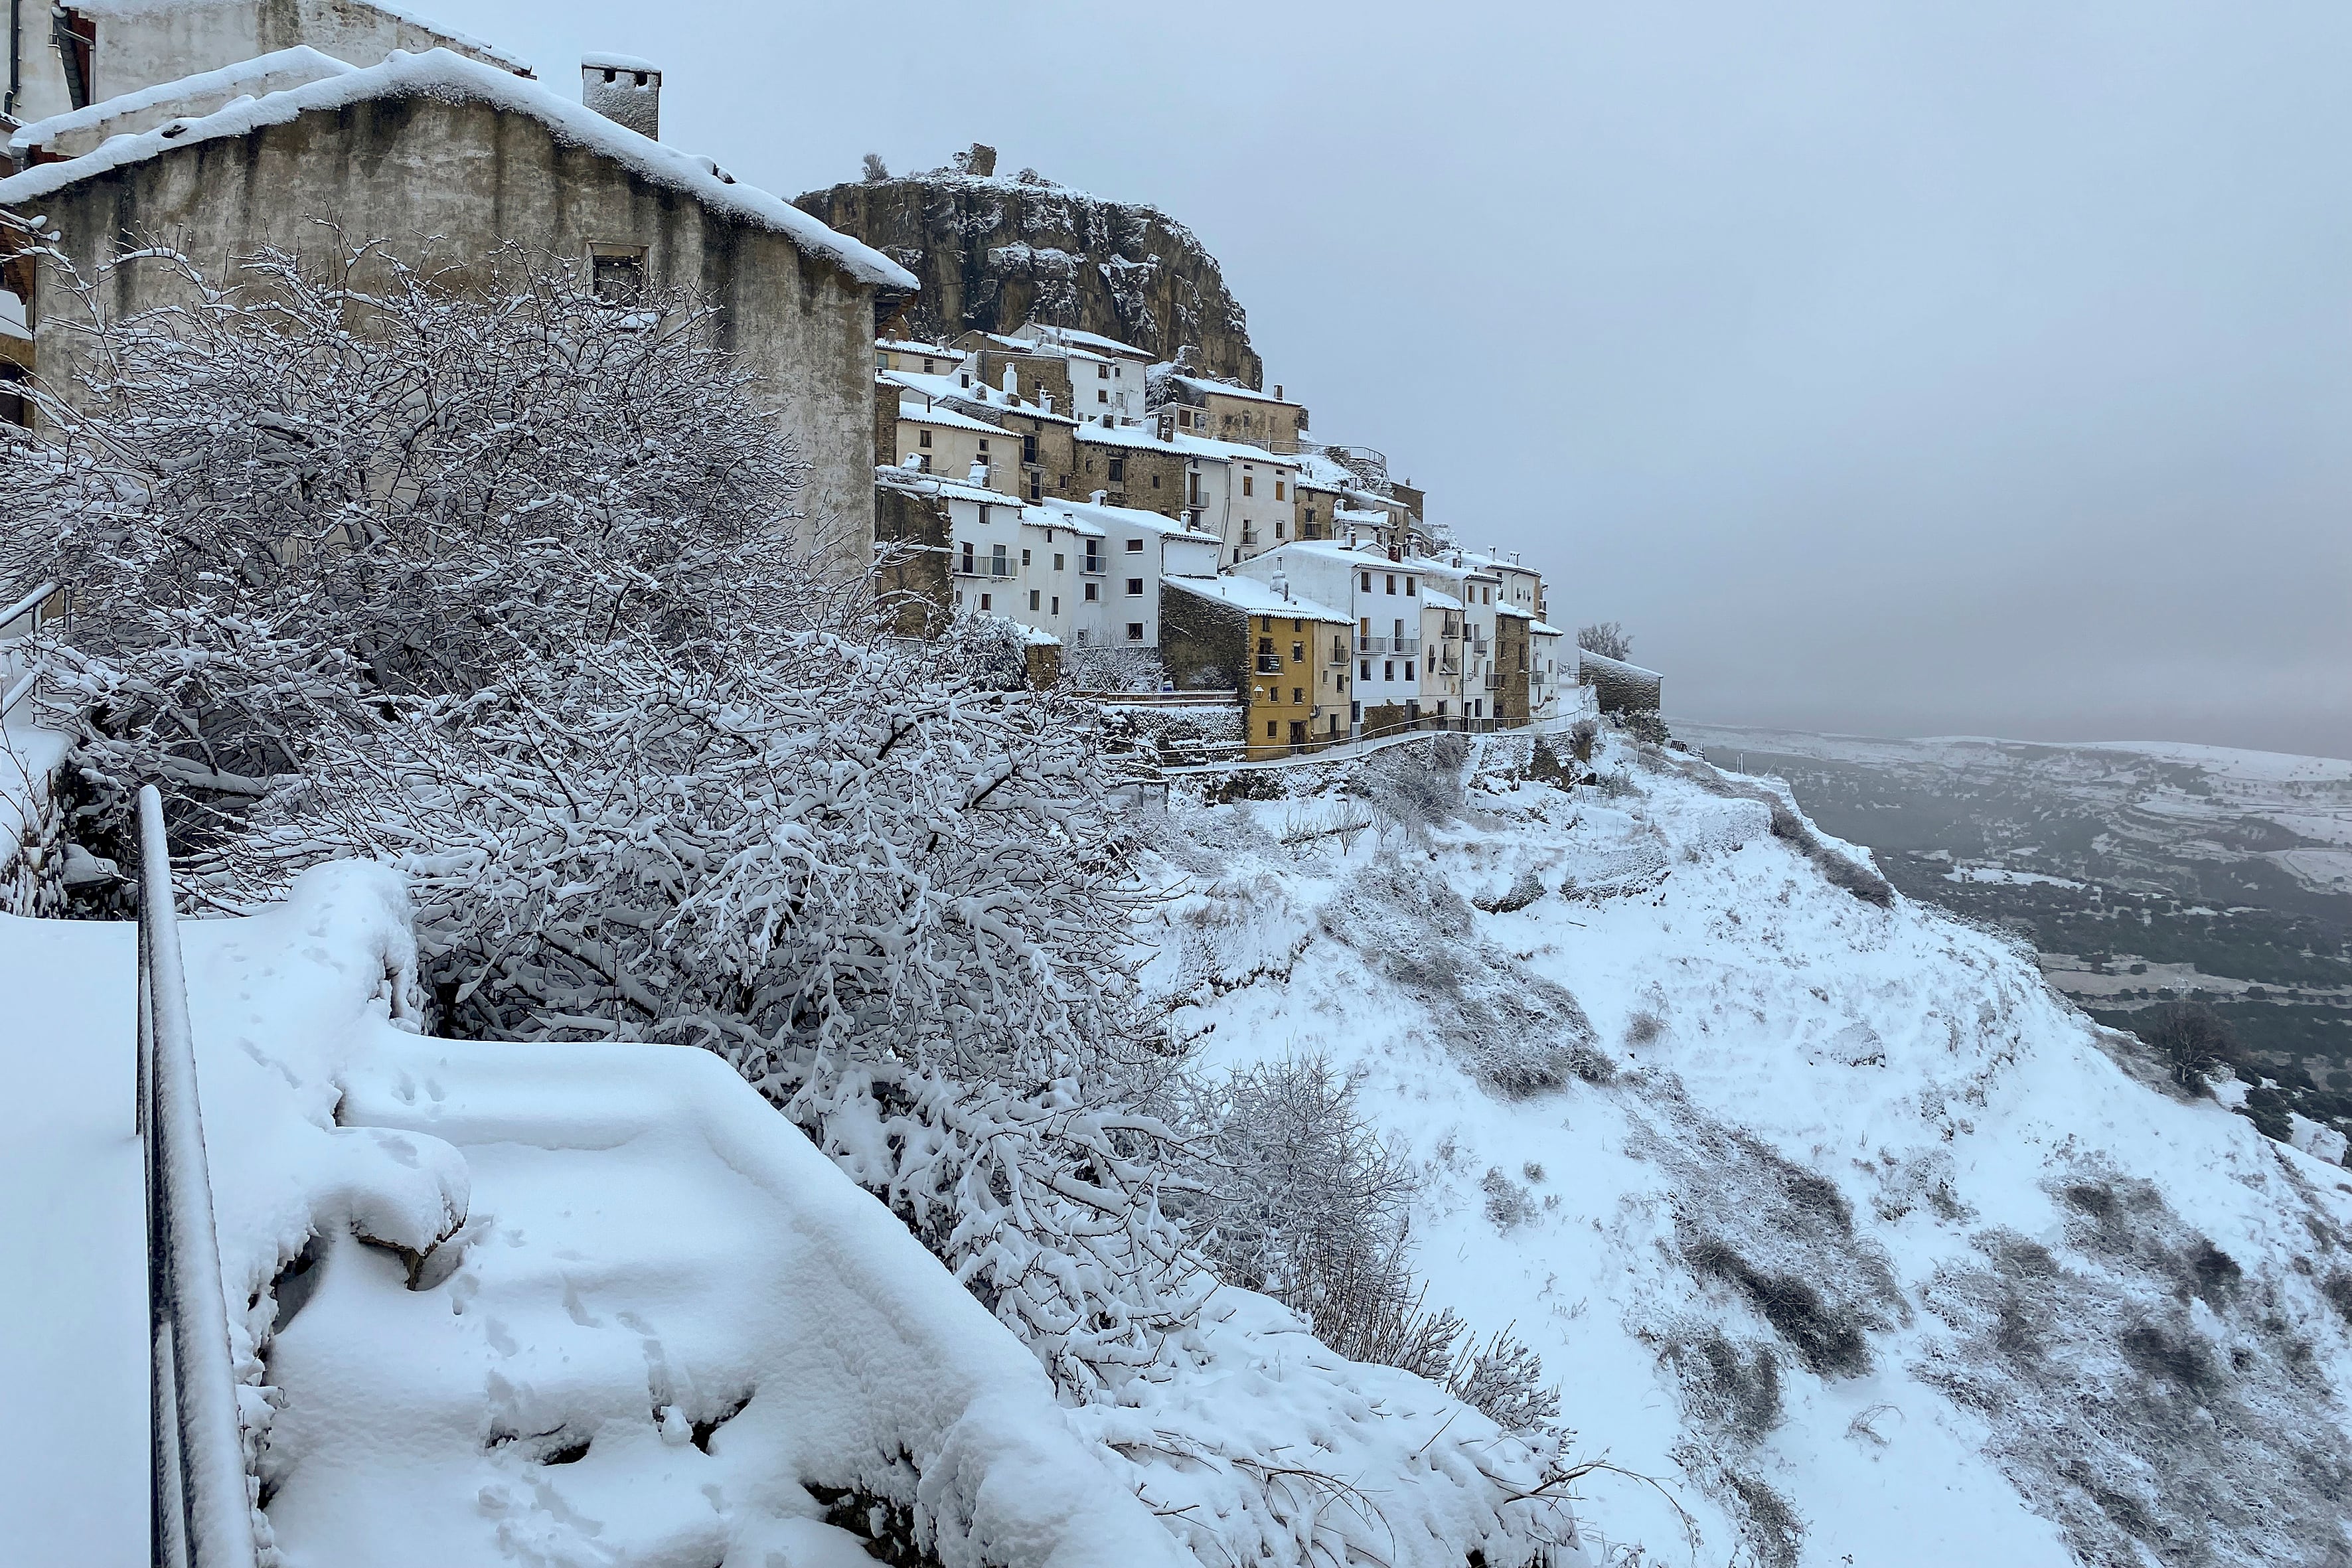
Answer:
(1529, 619, 1564, 637)
(874, 465, 1019, 508)
(1421, 587, 1464, 611)
(74, 0, 533, 74)
(1074, 421, 1298, 467)
(1164, 373, 1296, 407)
(882, 370, 1076, 426)
(1016, 321, 1153, 360)
(1035, 497, 1217, 542)
(0, 49, 915, 291)
(580, 50, 659, 74)
(1020, 506, 1105, 539)
(1577, 647, 1664, 681)
(894, 394, 1010, 435)
(1162, 574, 1350, 624)
(7, 46, 354, 154)
(879, 337, 957, 357)
(1496, 603, 1531, 620)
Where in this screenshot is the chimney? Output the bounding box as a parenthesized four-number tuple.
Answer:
(582, 54, 662, 139)
(1090, 489, 1108, 505)
(1042, 394, 1054, 414)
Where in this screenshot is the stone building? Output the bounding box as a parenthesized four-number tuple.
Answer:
(1577, 648, 1665, 716)
(2, 0, 526, 127)
(1, 49, 913, 574)
(1492, 605, 1531, 726)
(1152, 372, 1308, 453)
(1160, 574, 1351, 759)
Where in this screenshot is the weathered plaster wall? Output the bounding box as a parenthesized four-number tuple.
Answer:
(27, 96, 876, 570)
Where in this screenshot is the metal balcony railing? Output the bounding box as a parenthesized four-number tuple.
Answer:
(953, 562, 1016, 580)
(1325, 644, 1350, 666)
(139, 784, 261, 1568)
(1355, 635, 1387, 655)
(1392, 637, 1421, 657)
(1254, 655, 1285, 674)
(1081, 558, 1106, 576)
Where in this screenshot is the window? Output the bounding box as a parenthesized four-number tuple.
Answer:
(980, 593, 992, 611)
(1051, 596, 1059, 614)
(1125, 537, 1144, 552)
(1084, 583, 1099, 601)
(1437, 700, 1448, 718)
(1128, 623, 1146, 642)
(918, 429, 932, 449)
(1360, 571, 1372, 591)
(1125, 578, 1144, 596)
(875, 351, 890, 370)
(589, 245, 647, 305)
(1291, 642, 1304, 663)
(1099, 388, 1110, 404)
(1405, 577, 1417, 595)
(1405, 662, 1415, 680)
(1151, 474, 1161, 490)
(1023, 433, 1038, 463)
(1275, 481, 1287, 501)
(959, 542, 974, 573)
(1275, 519, 1287, 540)
(1107, 457, 1127, 483)
(1384, 661, 1395, 680)
(923, 357, 937, 373)
(1293, 688, 1303, 704)
(1028, 589, 1040, 610)
(1385, 574, 1396, 594)
(1359, 659, 1370, 680)
(1242, 475, 1254, 497)
(1054, 552, 1065, 571)
(1020, 548, 1032, 566)
(977, 437, 989, 453)
(1267, 721, 1279, 740)
(1329, 714, 1340, 734)
(1098, 363, 1111, 379)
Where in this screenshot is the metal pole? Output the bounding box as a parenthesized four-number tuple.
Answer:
(137, 785, 258, 1568)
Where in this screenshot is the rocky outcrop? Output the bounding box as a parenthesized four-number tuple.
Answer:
(797, 152, 1262, 386)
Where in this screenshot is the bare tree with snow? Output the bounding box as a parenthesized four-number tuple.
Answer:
(1578, 620, 1634, 661)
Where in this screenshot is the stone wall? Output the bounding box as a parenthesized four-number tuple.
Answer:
(22, 96, 879, 574)
(1158, 583, 1243, 696)
(1069, 437, 1187, 520)
(798, 171, 1261, 386)
(872, 480, 951, 636)
(1495, 614, 1531, 726)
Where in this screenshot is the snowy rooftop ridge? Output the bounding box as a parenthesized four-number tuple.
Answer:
(0, 50, 916, 292)
(1164, 573, 1351, 623)
(6, 46, 355, 153)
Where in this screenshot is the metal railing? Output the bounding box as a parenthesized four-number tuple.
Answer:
(953, 562, 1017, 580)
(1392, 637, 1421, 657)
(1254, 655, 1284, 674)
(1355, 635, 1388, 655)
(138, 784, 258, 1568)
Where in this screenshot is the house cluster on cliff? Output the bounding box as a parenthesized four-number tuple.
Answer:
(1, 12, 1652, 765)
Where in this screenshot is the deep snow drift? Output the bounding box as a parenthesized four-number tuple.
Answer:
(1146, 733, 2352, 1567)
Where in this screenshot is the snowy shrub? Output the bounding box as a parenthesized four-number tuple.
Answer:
(1321, 854, 1608, 1095)
(1481, 1166, 1537, 1229)
(2132, 1001, 2240, 1091)
(1567, 717, 1601, 763)
(1471, 866, 1547, 913)
(861, 151, 890, 182)
(1624, 1008, 1665, 1046)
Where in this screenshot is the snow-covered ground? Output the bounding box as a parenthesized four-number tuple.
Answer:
(1145, 734, 2352, 1567)
(3, 864, 1189, 1568)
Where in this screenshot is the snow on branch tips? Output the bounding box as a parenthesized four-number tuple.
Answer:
(1, 234, 1199, 1395)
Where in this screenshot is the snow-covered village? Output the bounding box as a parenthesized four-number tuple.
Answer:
(4, 4, 2351, 1567)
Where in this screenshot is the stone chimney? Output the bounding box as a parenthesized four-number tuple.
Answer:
(583, 54, 661, 139)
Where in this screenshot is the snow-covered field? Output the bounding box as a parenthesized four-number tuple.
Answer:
(1146, 734, 2352, 1567)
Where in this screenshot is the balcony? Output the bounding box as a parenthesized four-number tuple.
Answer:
(1255, 655, 1285, 674)
(1080, 557, 1106, 576)
(1356, 635, 1388, 655)
(954, 562, 1017, 580)
(1392, 637, 1421, 657)
(1325, 643, 1351, 666)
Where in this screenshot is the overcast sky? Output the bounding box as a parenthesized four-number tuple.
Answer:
(468, 0, 2352, 757)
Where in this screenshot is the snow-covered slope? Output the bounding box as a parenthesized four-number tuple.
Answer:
(1146, 734, 2352, 1567)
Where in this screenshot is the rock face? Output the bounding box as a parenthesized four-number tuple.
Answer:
(797, 160, 1263, 387)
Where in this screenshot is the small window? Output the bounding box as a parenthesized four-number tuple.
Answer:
(1385, 574, 1396, 594)
(1360, 659, 1370, 680)
(1125, 537, 1144, 552)
(923, 357, 937, 373)
(980, 593, 992, 611)
(1384, 661, 1395, 680)
(1084, 583, 1099, 601)
(1109, 458, 1126, 483)
(1293, 687, 1304, 704)
(978, 437, 989, 452)
(1274, 481, 1286, 501)
(1242, 476, 1254, 497)
(1028, 589, 1040, 610)
(1098, 363, 1111, 378)
(1405, 662, 1415, 680)
(1291, 642, 1304, 662)
(1125, 578, 1144, 596)
(1267, 721, 1278, 739)
(1405, 577, 1417, 596)
(875, 351, 890, 370)
(1360, 571, 1371, 591)
(1054, 552, 1065, 571)
(1021, 548, 1032, 566)
(918, 430, 932, 449)
(1051, 596, 1060, 614)
(1099, 388, 1110, 404)
(589, 244, 647, 305)
(1151, 474, 1161, 489)
(1128, 622, 1146, 642)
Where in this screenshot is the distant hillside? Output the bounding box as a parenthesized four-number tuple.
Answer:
(797, 149, 1262, 385)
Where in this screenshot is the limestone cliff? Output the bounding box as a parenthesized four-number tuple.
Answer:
(797, 153, 1262, 387)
